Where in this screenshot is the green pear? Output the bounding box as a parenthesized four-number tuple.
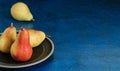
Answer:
(0, 23, 16, 53)
(11, 2, 34, 21)
(28, 29, 46, 47)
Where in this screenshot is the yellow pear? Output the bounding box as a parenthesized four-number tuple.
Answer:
(28, 29, 46, 47)
(0, 23, 16, 53)
(10, 2, 33, 21)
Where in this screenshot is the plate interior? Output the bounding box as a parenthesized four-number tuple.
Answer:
(0, 37, 54, 68)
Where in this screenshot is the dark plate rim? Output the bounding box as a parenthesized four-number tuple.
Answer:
(0, 37, 54, 68)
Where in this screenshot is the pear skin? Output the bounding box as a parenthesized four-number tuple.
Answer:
(10, 28, 33, 62)
(11, 2, 33, 21)
(0, 23, 16, 53)
(28, 29, 46, 47)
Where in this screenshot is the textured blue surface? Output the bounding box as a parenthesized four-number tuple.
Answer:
(1, 0, 120, 71)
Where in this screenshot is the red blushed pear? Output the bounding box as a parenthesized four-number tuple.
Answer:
(10, 28, 33, 62)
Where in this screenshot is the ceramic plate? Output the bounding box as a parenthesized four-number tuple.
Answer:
(0, 37, 54, 68)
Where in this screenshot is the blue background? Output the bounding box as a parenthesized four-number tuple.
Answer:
(0, 0, 120, 71)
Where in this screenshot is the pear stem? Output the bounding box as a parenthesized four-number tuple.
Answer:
(11, 22, 13, 27)
(20, 27, 23, 30)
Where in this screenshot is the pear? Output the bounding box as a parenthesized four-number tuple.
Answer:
(10, 2, 33, 21)
(10, 28, 33, 61)
(0, 23, 16, 53)
(28, 29, 46, 47)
